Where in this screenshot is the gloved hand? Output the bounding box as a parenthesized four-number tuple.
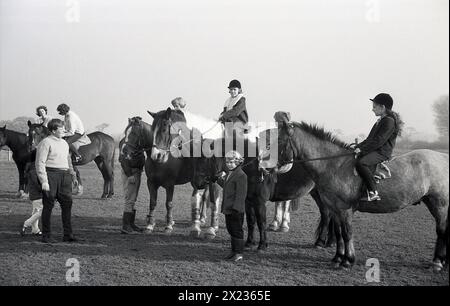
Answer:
(42, 182, 50, 192)
(354, 148, 361, 155)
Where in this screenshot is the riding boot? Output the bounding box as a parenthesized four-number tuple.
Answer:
(224, 238, 236, 260)
(230, 238, 244, 262)
(121, 212, 134, 234)
(130, 210, 143, 232)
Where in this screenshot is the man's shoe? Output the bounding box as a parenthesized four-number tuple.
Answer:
(360, 191, 381, 202)
(20, 225, 28, 237)
(63, 235, 80, 242)
(41, 236, 57, 243)
(231, 254, 243, 262)
(224, 252, 235, 260)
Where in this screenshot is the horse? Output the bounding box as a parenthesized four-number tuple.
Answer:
(27, 121, 116, 198)
(194, 129, 336, 250)
(122, 113, 222, 236)
(0, 125, 32, 198)
(276, 119, 449, 271)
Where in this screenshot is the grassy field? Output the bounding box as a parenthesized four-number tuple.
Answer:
(0, 159, 448, 286)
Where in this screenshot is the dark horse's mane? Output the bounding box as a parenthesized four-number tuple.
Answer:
(291, 121, 352, 150)
(155, 109, 186, 123)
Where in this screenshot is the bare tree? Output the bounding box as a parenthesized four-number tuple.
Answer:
(432, 95, 449, 142)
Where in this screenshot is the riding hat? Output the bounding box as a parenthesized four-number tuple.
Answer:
(228, 80, 241, 89)
(370, 93, 393, 110)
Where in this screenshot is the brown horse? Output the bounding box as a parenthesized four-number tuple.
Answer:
(122, 113, 222, 236)
(0, 126, 32, 197)
(277, 120, 449, 271)
(27, 121, 116, 198)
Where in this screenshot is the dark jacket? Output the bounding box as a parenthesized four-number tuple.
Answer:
(356, 114, 398, 158)
(218, 166, 248, 214)
(220, 97, 249, 125)
(119, 142, 145, 177)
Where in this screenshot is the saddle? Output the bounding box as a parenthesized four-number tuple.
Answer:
(72, 133, 91, 150)
(353, 160, 392, 183)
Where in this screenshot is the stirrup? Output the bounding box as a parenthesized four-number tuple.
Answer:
(361, 191, 381, 202)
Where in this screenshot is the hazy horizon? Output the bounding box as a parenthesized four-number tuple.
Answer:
(1, 0, 448, 141)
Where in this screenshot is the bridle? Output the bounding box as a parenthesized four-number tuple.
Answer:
(123, 120, 152, 154)
(278, 123, 355, 167)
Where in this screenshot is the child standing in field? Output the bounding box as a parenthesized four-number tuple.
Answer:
(217, 150, 247, 262)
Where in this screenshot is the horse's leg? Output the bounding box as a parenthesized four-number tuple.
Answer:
(331, 213, 345, 268)
(145, 182, 158, 233)
(106, 155, 115, 198)
(422, 195, 448, 272)
(102, 162, 114, 198)
(245, 199, 257, 247)
(338, 209, 356, 269)
(268, 202, 282, 231)
(190, 188, 203, 238)
(280, 200, 291, 232)
(311, 189, 333, 248)
(94, 157, 109, 198)
(200, 188, 208, 225)
(16, 163, 26, 197)
(205, 184, 221, 239)
(164, 185, 175, 233)
(255, 199, 268, 251)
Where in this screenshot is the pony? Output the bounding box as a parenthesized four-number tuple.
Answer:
(122, 113, 222, 237)
(192, 129, 336, 250)
(0, 125, 32, 198)
(277, 120, 449, 271)
(27, 121, 116, 198)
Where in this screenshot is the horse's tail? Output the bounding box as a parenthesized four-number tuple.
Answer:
(289, 197, 301, 212)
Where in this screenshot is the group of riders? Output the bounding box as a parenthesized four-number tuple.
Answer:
(20, 79, 402, 261)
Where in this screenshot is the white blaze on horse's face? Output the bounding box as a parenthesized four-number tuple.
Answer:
(151, 123, 170, 163)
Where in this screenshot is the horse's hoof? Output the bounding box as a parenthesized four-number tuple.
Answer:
(279, 226, 289, 233)
(257, 244, 268, 251)
(245, 241, 256, 248)
(200, 218, 207, 226)
(107, 194, 114, 199)
(164, 227, 173, 234)
(204, 233, 216, 240)
(314, 240, 327, 249)
(267, 222, 279, 232)
(340, 260, 353, 270)
(144, 224, 155, 234)
(432, 262, 444, 273)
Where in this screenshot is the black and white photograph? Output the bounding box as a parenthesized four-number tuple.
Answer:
(0, 0, 448, 292)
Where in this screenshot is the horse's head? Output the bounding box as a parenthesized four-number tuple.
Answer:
(122, 116, 147, 159)
(193, 140, 226, 187)
(0, 125, 7, 147)
(27, 121, 49, 149)
(275, 118, 296, 167)
(148, 107, 186, 163)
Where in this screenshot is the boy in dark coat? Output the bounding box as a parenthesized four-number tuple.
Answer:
(354, 93, 402, 202)
(217, 150, 247, 262)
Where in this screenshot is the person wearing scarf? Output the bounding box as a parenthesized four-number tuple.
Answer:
(219, 80, 249, 138)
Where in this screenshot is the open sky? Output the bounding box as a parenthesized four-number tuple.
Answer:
(0, 0, 448, 140)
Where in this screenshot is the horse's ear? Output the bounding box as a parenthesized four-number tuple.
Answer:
(128, 118, 131, 123)
(147, 111, 156, 118)
(1, 125, 5, 130)
(27, 120, 32, 127)
(165, 107, 172, 119)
